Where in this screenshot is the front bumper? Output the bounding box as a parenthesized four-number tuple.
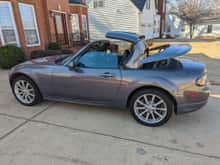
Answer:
(176, 86, 210, 114)
(177, 99, 208, 114)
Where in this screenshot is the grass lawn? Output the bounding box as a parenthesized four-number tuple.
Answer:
(152, 41, 220, 59)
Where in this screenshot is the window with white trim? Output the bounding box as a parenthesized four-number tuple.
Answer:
(207, 25, 213, 33)
(146, 0, 150, 9)
(0, 2, 19, 46)
(18, 3, 40, 47)
(155, 0, 158, 10)
(82, 15, 88, 40)
(71, 14, 80, 41)
(94, 0, 104, 8)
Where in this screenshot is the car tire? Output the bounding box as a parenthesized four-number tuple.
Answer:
(129, 89, 173, 127)
(12, 76, 42, 106)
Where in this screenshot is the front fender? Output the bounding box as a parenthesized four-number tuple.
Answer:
(9, 64, 52, 97)
(9, 65, 35, 84)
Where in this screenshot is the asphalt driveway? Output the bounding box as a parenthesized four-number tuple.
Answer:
(0, 69, 220, 165)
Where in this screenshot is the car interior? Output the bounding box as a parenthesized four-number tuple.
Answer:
(57, 39, 181, 70)
(75, 40, 133, 69)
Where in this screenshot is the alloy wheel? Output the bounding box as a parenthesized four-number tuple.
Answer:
(14, 80, 36, 104)
(134, 94, 168, 124)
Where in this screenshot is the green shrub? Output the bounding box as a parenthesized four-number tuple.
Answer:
(48, 42, 61, 50)
(0, 45, 25, 69)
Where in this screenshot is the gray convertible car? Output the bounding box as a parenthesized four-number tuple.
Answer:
(9, 32, 210, 127)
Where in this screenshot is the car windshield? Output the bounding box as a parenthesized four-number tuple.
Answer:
(58, 55, 73, 65)
(56, 44, 89, 65)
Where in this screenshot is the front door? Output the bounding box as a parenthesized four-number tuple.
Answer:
(53, 13, 68, 45)
(51, 41, 122, 103)
(52, 66, 121, 103)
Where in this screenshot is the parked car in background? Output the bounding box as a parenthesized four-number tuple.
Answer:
(9, 32, 210, 127)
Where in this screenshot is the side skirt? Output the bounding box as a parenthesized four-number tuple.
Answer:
(43, 96, 126, 110)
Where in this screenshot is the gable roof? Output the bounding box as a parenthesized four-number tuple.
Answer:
(130, 0, 146, 11)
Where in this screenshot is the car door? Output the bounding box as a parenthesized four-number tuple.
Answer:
(51, 50, 122, 103)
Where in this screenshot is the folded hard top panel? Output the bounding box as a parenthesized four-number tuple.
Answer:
(106, 31, 144, 43)
(140, 44, 192, 64)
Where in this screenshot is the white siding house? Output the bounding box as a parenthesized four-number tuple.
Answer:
(87, 0, 161, 40)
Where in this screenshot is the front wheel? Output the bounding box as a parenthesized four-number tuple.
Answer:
(12, 76, 42, 106)
(129, 89, 173, 127)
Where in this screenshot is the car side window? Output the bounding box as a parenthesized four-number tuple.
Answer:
(77, 51, 119, 69)
(76, 41, 119, 69)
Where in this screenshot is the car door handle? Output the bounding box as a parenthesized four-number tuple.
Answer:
(99, 72, 115, 78)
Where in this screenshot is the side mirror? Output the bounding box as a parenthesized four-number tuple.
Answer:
(68, 61, 83, 73)
(68, 60, 77, 70)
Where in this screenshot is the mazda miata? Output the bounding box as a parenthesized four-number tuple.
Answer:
(9, 32, 210, 127)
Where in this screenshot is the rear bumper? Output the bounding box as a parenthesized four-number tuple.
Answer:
(176, 86, 210, 114)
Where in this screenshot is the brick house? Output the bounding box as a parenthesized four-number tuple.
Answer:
(0, 0, 89, 58)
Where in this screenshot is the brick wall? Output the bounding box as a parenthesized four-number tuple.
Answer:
(69, 5, 89, 40)
(0, 0, 49, 56)
(0, 0, 89, 58)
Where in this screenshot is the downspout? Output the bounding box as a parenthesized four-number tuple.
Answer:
(65, 13, 71, 47)
(42, 0, 51, 48)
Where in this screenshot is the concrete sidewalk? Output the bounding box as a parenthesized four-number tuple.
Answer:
(0, 70, 220, 165)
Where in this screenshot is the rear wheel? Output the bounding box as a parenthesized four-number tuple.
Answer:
(12, 76, 42, 106)
(129, 89, 173, 127)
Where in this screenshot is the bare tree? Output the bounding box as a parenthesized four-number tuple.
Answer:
(169, 0, 213, 38)
(212, 0, 220, 14)
(213, 0, 220, 6)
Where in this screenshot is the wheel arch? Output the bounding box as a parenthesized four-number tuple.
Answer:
(126, 86, 177, 114)
(10, 73, 43, 98)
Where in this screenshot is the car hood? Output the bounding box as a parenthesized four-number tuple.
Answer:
(139, 44, 192, 65)
(24, 55, 69, 65)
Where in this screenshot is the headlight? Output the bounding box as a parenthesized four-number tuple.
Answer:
(196, 73, 207, 86)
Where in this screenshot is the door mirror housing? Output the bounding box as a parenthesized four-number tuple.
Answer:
(68, 60, 77, 69)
